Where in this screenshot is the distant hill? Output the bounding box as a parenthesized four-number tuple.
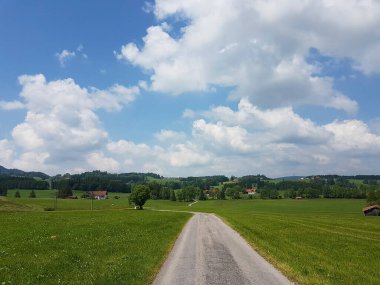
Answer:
(274, 176, 304, 180)
(0, 165, 49, 179)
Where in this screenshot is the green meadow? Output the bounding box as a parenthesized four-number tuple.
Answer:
(5, 189, 131, 211)
(0, 207, 191, 285)
(1, 194, 379, 285)
(147, 199, 380, 285)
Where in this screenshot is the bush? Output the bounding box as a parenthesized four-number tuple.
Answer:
(29, 190, 36, 198)
(44, 207, 55, 211)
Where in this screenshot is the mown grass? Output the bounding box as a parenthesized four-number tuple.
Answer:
(4, 190, 131, 211)
(0, 209, 191, 285)
(7, 189, 131, 199)
(148, 199, 380, 285)
(2, 195, 379, 285)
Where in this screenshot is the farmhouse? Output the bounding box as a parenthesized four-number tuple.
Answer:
(362, 205, 380, 216)
(88, 190, 108, 200)
(246, 188, 257, 195)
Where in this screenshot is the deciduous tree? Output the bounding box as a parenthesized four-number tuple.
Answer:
(129, 184, 150, 210)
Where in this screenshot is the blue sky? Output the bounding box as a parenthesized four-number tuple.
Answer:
(1, 0, 380, 177)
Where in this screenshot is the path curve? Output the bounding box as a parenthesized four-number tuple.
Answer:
(152, 213, 294, 285)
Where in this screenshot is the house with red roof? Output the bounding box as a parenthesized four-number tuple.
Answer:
(362, 205, 380, 216)
(246, 188, 257, 195)
(87, 190, 108, 200)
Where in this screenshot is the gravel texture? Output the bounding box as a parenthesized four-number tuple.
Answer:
(152, 213, 294, 285)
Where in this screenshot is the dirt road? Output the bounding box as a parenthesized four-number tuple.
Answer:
(152, 213, 294, 285)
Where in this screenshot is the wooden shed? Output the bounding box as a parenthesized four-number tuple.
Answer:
(362, 205, 380, 216)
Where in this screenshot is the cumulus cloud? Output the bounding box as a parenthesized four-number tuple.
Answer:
(0, 139, 14, 167)
(324, 120, 380, 154)
(193, 119, 252, 153)
(154, 129, 187, 142)
(0, 100, 25, 110)
(55, 49, 76, 67)
(55, 45, 87, 66)
(115, 0, 380, 113)
(90, 84, 140, 112)
(12, 151, 50, 173)
(2, 1, 379, 177)
(107, 139, 211, 175)
(3, 74, 139, 173)
(86, 152, 120, 172)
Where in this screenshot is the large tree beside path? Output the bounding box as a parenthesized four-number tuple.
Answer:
(129, 184, 150, 210)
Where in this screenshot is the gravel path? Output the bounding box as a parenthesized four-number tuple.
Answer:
(152, 213, 294, 285)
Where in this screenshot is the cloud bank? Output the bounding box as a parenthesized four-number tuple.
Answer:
(1, 0, 380, 177)
(115, 0, 380, 114)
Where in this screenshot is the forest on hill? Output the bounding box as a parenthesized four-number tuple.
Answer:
(0, 165, 379, 204)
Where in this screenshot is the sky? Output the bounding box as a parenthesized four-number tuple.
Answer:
(1, 0, 380, 177)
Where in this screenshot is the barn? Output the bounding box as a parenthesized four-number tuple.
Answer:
(88, 190, 108, 200)
(362, 205, 380, 216)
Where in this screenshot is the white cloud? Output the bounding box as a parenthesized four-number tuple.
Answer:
(107, 139, 211, 175)
(203, 98, 331, 145)
(182, 108, 195, 118)
(154, 129, 186, 142)
(0, 139, 14, 167)
(324, 120, 380, 153)
(2, 74, 140, 174)
(90, 84, 140, 112)
(12, 121, 45, 150)
(55, 49, 76, 67)
(193, 119, 252, 153)
(116, 0, 380, 112)
(107, 140, 153, 157)
(165, 143, 211, 167)
(0, 100, 25, 111)
(12, 151, 50, 172)
(55, 45, 88, 67)
(86, 152, 120, 172)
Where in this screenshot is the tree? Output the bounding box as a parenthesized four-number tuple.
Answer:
(170, 190, 177, 201)
(148, 181, 162, 200)
(129, 184, 150, 210)
(198, 189, 207, 200)
(0, 184, 7, 196)
(57, 179, 73, 198)
(29, 190, 36, 198)
(226, 186, 242, 199)
(15, 190, 21, 198)
(217, 188, 226, 200)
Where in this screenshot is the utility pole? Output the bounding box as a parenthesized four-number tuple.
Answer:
(54, 190, 58, 210)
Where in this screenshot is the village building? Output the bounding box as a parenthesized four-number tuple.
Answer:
(87, 190, 108, 200)
(362, 205, 380, 216)
(246, 188, 257, 195)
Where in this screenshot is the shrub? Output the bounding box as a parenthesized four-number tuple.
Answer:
(44, 207, 55, 211)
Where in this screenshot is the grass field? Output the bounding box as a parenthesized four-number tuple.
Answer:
(4, 190, 131, 211)
(1, 195, 379, 285)
(0, 209, 191, 285)
(147, 199, 380, 285)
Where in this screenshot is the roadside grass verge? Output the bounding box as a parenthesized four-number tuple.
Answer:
(148, 199, 380, 285)
(0, 209, 191, 285)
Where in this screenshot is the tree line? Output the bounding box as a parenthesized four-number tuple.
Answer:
(0, 175, 49, 191)
(1, 171, 379, 202)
